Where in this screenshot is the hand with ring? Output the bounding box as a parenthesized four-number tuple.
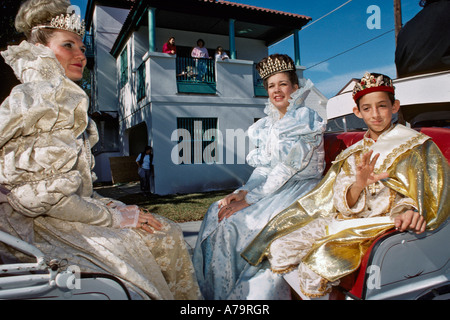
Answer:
(218, 190, 247, 209)
(138, 208, 163, 233)
(217, 198, 250, 222)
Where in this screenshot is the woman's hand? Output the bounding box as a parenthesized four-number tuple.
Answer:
(218, 190, 247, 208)
(138, 208, 163, 233)
(217, 191, 250, 222)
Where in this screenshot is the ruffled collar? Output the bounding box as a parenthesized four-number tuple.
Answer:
(263, 79, 314, 123)
(1, 40, 89, 139)
(1, 40, 65, 83)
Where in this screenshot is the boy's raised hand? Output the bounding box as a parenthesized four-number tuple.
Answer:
(347, 150, 389, 208)
(354, 150, 389, 189)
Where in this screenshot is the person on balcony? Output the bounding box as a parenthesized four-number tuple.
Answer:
(191, 39, 210, 81)
(162, 36, 176, 55)
(0, 0, 201, 300)
(215, 46, 229, 61)
(241, 72, 450, 299)
(193, 54, 326, 299)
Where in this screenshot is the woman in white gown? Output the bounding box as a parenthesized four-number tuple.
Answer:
(193, 54, 326, 299)
(0, 0, 200, 300)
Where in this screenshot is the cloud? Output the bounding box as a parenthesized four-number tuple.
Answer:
(312, 63, 397, 98)
(305, 61, 331, 73)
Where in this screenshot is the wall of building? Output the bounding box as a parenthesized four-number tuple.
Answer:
(116, 50, 269, 194)
(151, 102, 264, 195)
(92, 6, 129, 113)
(96, 12, 328, 191)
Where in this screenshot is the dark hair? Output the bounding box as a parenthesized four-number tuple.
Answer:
(139, 146, 152, 165)
(196, 39, 205, 46)
(355, 92, 396, 109)
(256, 54, 298, 90)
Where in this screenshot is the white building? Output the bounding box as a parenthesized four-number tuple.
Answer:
(85, 0, 328, 195)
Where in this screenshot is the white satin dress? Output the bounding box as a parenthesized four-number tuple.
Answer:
(0, 41, 201, 300)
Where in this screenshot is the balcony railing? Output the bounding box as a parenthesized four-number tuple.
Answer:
(176, 57, 216, 94)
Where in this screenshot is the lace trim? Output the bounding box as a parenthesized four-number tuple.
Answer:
(270, 264, 297, 274)
(333, 132, 429, 173)
(300, 278, 332, 298)
(374, 133, 428, 174)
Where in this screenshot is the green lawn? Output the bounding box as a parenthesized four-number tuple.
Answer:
(95, 184, 233, 222)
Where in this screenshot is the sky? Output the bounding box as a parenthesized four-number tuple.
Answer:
(71, 0, 423, 98)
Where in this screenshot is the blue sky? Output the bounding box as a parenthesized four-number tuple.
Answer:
(72, 0, 423, 98)
(228, 0, 423, 98)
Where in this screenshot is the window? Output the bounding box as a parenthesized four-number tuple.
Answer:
(175, 117, 218, 164)
(91, 118, 120, 155)
(137, 62, 146, 101)
(119, 46, 128, 88)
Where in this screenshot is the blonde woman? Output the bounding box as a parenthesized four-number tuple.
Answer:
(0, 0, 200, 300)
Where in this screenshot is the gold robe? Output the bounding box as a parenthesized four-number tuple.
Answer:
(242, 124, 450, 284)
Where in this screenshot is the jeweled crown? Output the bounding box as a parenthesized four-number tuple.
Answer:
(257, 56, 295, 80)
(352, 72, 395, 101)
(32, 13, 85, 38)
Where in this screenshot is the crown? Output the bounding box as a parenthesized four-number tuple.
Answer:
(352, 72, 395, 101)
(32, 13, 85, 38)
(257, 56, 295, 80)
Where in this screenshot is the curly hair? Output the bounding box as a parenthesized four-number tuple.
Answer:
(15, 0, 71, 44)
(256, 54, 299, 90)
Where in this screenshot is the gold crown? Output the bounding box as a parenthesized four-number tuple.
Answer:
(352, 72, 395, 101)
(257, 56, 295, 80)
(32, 13, 85, 38)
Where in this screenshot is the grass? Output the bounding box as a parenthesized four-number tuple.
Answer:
(94, 182, 233, 222)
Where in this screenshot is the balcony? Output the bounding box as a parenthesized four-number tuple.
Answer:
(176, 57, 216, 94)
(132, 52, 267, 102)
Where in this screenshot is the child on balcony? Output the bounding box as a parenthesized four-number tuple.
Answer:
(215, 46, 229, 61)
